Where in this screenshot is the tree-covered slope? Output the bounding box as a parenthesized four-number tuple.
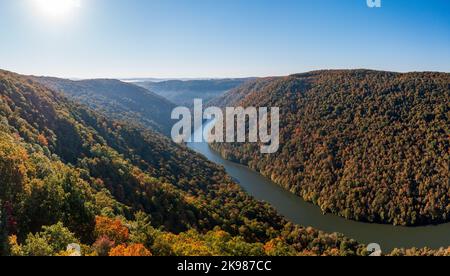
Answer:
(34, 77, 176, 136)
(211, 70, 450, 226)
(0, 69, 369, 256)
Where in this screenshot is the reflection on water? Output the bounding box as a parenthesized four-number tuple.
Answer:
(188, 121, 450, 251)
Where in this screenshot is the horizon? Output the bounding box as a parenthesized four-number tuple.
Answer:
(0, 0, 450, 260)
(0, 0, 448, 79)
(4, 67, 449, 82)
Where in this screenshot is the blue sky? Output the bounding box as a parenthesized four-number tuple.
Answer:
(0, 0, 448, 78)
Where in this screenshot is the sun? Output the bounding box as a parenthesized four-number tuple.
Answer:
(33, 0, 81, 19)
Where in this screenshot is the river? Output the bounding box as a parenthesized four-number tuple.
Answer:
(187, 121, 450, 252)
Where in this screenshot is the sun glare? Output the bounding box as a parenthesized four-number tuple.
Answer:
(33, 0, 81, 19)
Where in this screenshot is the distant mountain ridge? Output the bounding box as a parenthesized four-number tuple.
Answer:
(34, 77, 176, 136)
(136, 78, 253, 106)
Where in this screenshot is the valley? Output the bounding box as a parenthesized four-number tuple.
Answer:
(0, 68, 449, 256)
(1, 0, 448, 260)
(135, 79, 253, 106)
(190, 120, 450, 252)
(0, 69, 368, 256)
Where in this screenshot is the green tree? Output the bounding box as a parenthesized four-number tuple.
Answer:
(129, 211, 156, 248)
(11, 222, 78, 256)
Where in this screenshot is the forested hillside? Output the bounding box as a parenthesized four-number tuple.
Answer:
(211, 70, 450, 226)
(0, 69, 371, 256)
(136, 79, 252, 106)
(35, 77, 176, 136)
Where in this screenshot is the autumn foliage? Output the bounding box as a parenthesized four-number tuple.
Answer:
(109, 244, 152, 256)
(211, 70, 450, 226)
(1, 69, 449, 256)
(94, 216, 129, 244)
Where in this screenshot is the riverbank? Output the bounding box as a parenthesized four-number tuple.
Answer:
(188, 121, 450, 252)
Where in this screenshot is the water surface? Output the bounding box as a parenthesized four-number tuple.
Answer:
(188, 121, 450, 251)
